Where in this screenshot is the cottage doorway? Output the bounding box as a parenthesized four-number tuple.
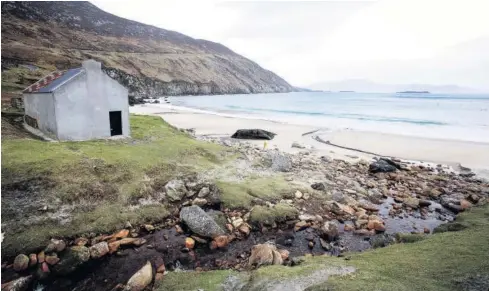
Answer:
(109, 111, 123, 136)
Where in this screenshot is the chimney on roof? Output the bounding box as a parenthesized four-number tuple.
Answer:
(82, 59, 101, 72)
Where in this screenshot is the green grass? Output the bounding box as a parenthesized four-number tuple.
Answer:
(1, 115, 228, 256)
(155, 270, 249, 291)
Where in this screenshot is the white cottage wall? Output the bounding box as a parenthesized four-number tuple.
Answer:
(53, 72, 94, 140)
(23, 92, 58, 138)
(54, 60, 129, 140)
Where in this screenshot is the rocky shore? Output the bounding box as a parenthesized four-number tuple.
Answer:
(2, 131, 488, 291)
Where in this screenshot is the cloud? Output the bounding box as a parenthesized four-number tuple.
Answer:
(92, 0, 489, 91)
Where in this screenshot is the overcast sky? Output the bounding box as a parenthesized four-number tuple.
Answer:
(93, 0, 489, 91)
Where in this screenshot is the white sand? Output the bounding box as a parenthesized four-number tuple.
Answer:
(131, 104, 489, 178)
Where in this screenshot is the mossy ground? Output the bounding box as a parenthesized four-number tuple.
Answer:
(1, 115, 228, 256)
(216, 177, 295, 210)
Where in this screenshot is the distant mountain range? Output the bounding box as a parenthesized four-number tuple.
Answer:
(309, 79, 481, 94)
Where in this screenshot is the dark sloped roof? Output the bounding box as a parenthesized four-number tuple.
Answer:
(23, 68, 83, 93)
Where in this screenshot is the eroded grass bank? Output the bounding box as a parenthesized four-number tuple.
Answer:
(1, 115, 228, 256)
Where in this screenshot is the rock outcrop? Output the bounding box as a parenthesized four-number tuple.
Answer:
(1, 1, 294, 100)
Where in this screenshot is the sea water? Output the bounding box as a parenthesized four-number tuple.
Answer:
(165, 92, 489, 143)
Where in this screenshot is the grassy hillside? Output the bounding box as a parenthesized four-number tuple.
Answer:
(1, 115, 229, 257)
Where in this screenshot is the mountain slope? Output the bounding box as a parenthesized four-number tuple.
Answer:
(1, 1, 293, 98)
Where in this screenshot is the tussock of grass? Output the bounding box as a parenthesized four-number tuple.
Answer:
(1, 115, 228, 256)
(216, 176, 294, 210)
(250, 203, 299, 225)
(155, 270, 248, 291)
(395, 233, 426, 243)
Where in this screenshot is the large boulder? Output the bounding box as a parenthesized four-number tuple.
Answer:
(124, 261, 153, 291)
(369, 158, 400, 173)
(231, 129, 276, 140)
(52, 246, 90, 275)
(179, 206, 226, 238)
(164, 179, 188, 202)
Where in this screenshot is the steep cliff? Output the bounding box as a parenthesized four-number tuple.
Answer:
(1, 1, 294, 99)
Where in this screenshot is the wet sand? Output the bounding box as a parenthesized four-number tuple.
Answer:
(131, 104, 489, 178)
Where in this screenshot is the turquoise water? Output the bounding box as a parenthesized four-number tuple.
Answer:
(167, 92, 489, 142)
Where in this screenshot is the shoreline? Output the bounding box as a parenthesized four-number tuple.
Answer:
(131, 103, 489, 179)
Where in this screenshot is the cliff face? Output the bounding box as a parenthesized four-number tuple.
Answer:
(1, 1, 294, 98)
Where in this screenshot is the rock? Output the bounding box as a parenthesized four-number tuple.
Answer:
(308, 241, 315, 248)
(45, 254, 60, 265)
(311, 182, 327, 190)
(248, 243, 283, 267)
(124, 261, 153, 291)
(393, 197, 404, 203)
(291, 141, 306, 149)
(74, 237, 89, 246)
(319, 238, 331, 251)
(359, 202, 379, 212)
(269, 152, 292, 172)
(373, 221, 386, 232)
(344, 224, 355, 232)
(238, 223, 251, 236)
(214, 235, 229, 248)
(179, 206, 226, 238)
(419, 200, 431, 207)
(175, 224, 184, 234)
(232, 218, 244, 228)
(28, 254, 37, 267)
(294, 221, 309, 232)
(303, 192, 310, 200)
(197, 187, 210, 198)
(89, 242, 109, 259)
(1, 275, 32, 291)
(446, 203, 464, 214)
(278, 249, 289, 261)
(13, 254, 29, 272)
(330, 202, 355, 216)
(108, 229, 130, 241)
(467, 194, 480, 204)
(272, 250, 283, 265)
(192, 198, 208, 206)
(369, 158, 399, 173)
(37, 251, 45, 264)
(424, 227, 430, 234)
(231, 129, 276, 140)
(429, 189, 442, 198)
(294, 190, 303, 199)
(354, 229, 375, 236)
(52, 246, 90, 275)
(298, 214, 316, 222)
(35, 262, 50, 280)
(164, 179, 188, 202)
(143, 224, 155, 232)
(403, 197, 420, 209)
(320, 221, 339, 242)
(45, 239, 66, 253)
(185, 237, 195, 249)
(460, 199, 472, 210)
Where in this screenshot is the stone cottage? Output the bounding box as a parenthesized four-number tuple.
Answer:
(22, 60, 130, 140)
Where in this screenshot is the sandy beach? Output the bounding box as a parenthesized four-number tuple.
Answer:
(131, 103, 489, 178)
